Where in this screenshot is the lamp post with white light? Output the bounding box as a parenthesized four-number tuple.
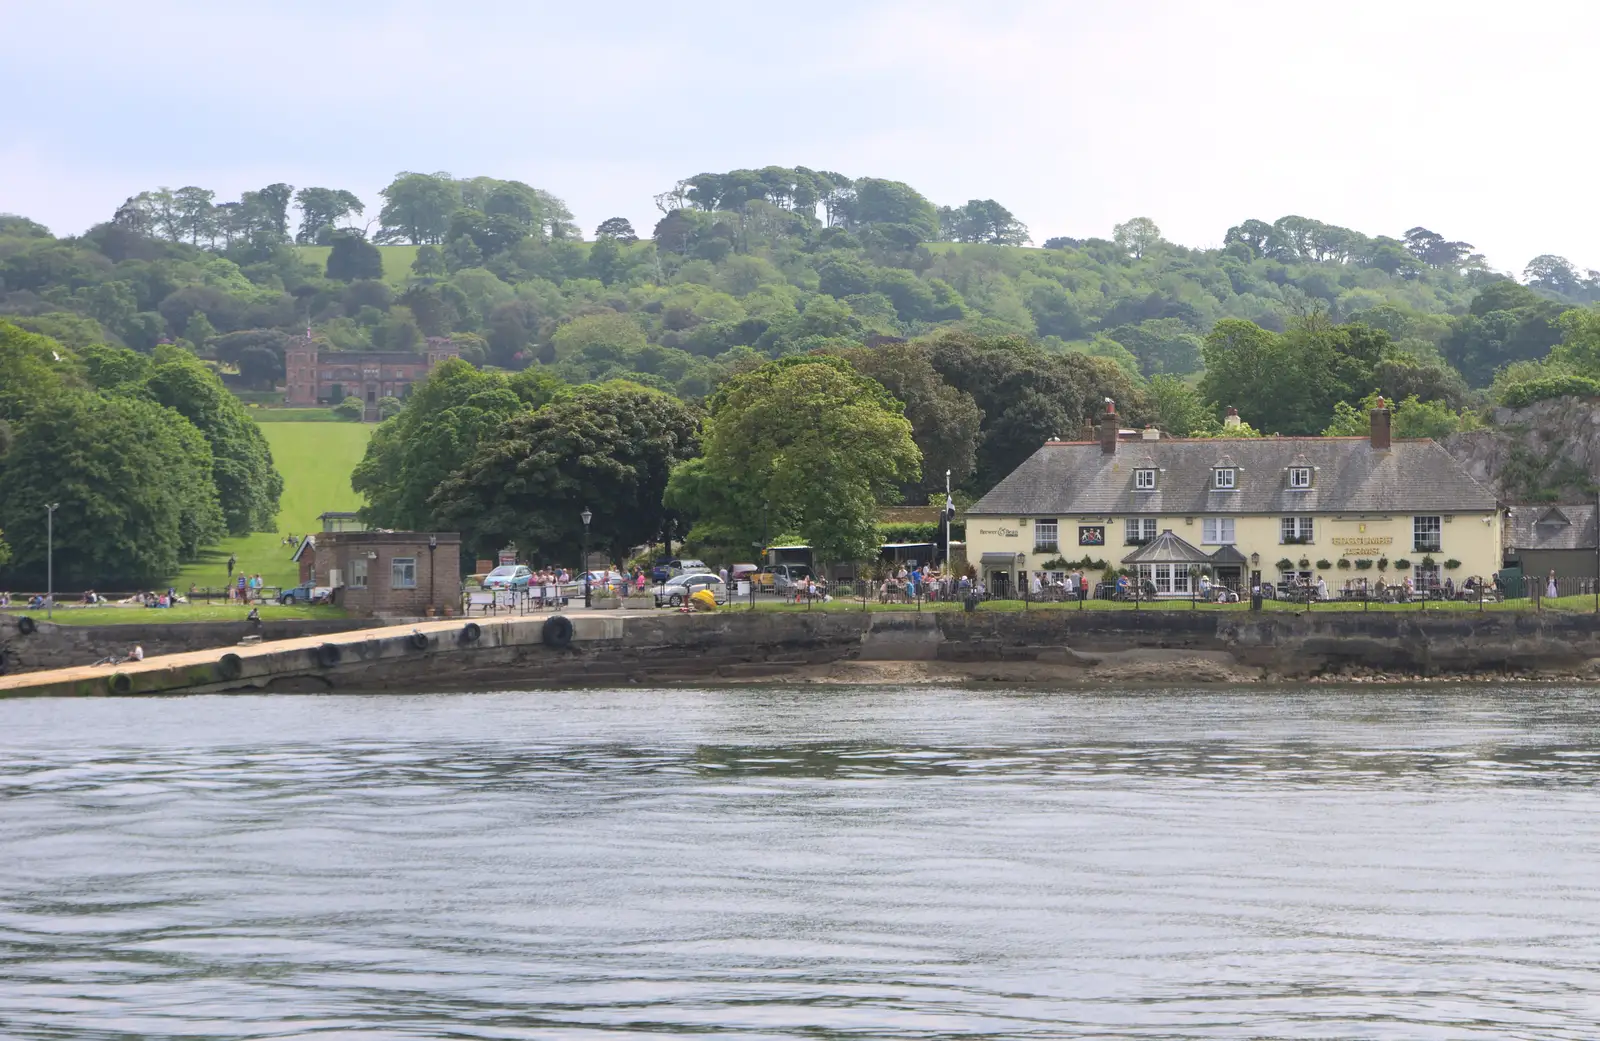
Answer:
(427, 534, 438, 613)
(581, 508, 593, 608)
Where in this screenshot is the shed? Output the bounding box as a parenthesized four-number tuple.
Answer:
(1504, 505, 1598, 580)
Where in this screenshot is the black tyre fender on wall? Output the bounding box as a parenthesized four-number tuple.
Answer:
(17, 616, 37, 635)
(460, 622, 482, 644)
(314, 642, 342, 668)
(217, 653, 243, 680)
(541, 614, 574, 649)
(407, 631, 429, 651)
(110, 672, 133, 694)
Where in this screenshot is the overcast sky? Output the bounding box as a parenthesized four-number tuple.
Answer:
(3, 0, 1592, 274)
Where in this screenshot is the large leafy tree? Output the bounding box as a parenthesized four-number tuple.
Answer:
(838, 341, 982, 501)
(376, 172, 461, 244)
(294, 187, 364, 244)
(432, 382, 702, 563)
(0, 392, 223, 586)
(352, 359, 565, 531)
(1199, 316, 1386, 435)
(922, 331, 1146, 489)
(668, 356, 918, 565)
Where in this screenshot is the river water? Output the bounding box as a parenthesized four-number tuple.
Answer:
(2, 686, 1599, 1039)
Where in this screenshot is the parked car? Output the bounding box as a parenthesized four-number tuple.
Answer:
(584, 570, 628, 593)
(482, 565, 533, 590)
(756, 563, 812, 592)
(655, 572, 727, 607)
(650, 557, 711, 582)
(278, 582, 332, 605)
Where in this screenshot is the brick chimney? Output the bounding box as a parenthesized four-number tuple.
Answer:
(1100, 399, 1118, 455)
(1370, 396, 1391, 451)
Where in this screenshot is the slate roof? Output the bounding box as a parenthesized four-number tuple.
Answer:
(1506, 504, 1598, 551)
(970, 437, 1498, 517)
(1122, 530, 1212, 565)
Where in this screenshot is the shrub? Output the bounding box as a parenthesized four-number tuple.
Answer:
(1275, 557, 1294, 571)
(1421, 555, 1437, 569)
(1354, 558, 1374, 570)
(1444, 558, 1461, 570)
(1336, 558, 1351, 570)
(1377, 557, 1389, 570)
(1393, 558, 1412, 570)
(1497, 375, 1600, 408)
(1297, 557, 1311, 569)
(1316, 559, 1332, 570)
(333, 396, 364, 420)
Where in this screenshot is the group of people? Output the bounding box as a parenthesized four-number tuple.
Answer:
(229, 574, 266, 602)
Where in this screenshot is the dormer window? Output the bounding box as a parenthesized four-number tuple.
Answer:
(1288, 466, 1312, 489)
(1214, 468, 1236, 490)
(1134, 468, 1156, 490)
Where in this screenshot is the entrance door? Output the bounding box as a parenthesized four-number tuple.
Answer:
(366, 387, 377, 403)
(989, 570, 1011, 599)
(329, 383, 343, 403)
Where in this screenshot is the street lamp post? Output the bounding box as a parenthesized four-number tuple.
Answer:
(427, 534, 438, 614)
(45, 503, 59, 620)
(581, 508, 593, 608)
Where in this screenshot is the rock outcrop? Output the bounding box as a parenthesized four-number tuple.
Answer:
(1444, 396, 1600, 501)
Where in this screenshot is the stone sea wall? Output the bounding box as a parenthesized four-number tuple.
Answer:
(0, 615, 384, 675)
(6, 609, 1600, 695)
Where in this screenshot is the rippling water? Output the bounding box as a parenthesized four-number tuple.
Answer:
(3, 686, 1600, 1039)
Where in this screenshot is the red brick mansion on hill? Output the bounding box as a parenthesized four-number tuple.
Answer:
(284, 337, 460, 420)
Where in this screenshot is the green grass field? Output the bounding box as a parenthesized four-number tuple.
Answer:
(14, 603, 347, 626)
(248, 407, 347, 423)
(172, 422, 374, 592)
(296, 244, 419, 289)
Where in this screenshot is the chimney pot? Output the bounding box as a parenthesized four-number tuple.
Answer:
(1100, 401, 1119, 455)
(1370, 401, 1392, 451)
(1142, 425, 1160, 441)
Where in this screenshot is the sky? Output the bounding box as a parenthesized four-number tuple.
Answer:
(3, 0, 1594, 275)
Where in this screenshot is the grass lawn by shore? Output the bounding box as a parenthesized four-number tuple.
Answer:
(172, 421, 373, 591)
(4, 603, 347, 627)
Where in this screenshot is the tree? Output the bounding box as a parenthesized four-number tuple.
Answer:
(552, 311, 647, 360)
(334, 396, 365, 420)
(377, 172, 461, 244)
(1524, 254, 1581, 297)
(182, 310, 216, 350)
(595, 217, 638, 242)
(669, 356, 919, 565)
(841, 178, 940, 242)
(941, 200, 1029, 245)
(173, 186, 215, 245)
(1146, 375, 1208, 436)
(922, 331, 1145, 489)
(839, 341, 983, 500)
(432, 382, 701, 562)
(295, 187, 364, 244)
(325, 230, 384, 281)
(412, 244, 447, 277)
(1112, 217, 1163, 259)
(1199, 315, 1386, 435)
(141, 348, 283, 534)
(352, 359, 565, 530)
(237, 344, 282, 389)
(0, 392, 224, 585)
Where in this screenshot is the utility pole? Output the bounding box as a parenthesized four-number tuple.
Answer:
(944, 469, 953, 568)
(45, 503, 59, 620)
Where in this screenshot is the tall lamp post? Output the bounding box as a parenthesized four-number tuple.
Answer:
(581, 508, 593, 608)
(427, 534, 438, 614)
(45, 503, 59, 620)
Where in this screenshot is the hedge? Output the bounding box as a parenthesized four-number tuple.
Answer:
(1498, 375, 1600, 408)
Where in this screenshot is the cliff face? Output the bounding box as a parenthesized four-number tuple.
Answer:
(1444, 397, 1600, 502)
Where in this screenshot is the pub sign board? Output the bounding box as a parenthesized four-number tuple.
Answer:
(1079, 525, 1105, 546)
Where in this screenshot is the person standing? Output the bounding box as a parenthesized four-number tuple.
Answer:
(227, 554, 237, 579)
(1547, 570, 1559, 599)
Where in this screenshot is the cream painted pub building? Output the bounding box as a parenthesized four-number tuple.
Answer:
(964, 402, 1502, 597)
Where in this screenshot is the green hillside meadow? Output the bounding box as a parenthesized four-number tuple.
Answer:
(173, 421, 373, 590)
(297, 244, 420, 289)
